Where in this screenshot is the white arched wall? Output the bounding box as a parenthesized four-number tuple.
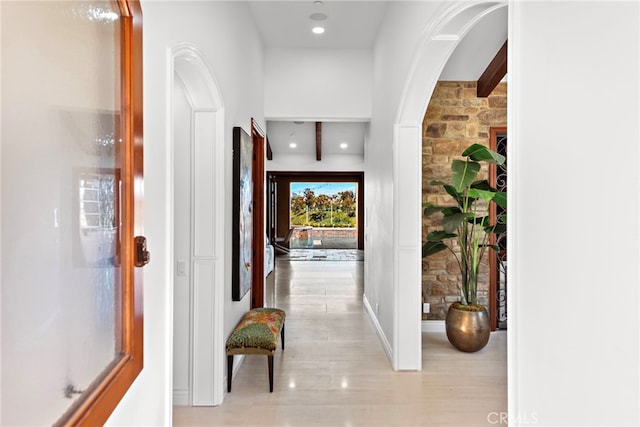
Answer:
(170, 44, 226, 406)
(392, 0, 507, 369)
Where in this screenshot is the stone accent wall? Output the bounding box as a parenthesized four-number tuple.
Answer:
(422, 81, 507, 320)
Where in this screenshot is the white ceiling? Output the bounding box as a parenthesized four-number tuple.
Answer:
(248, 1, 507, 159)
(439, 5, 508, 80)
(248, 1, 388, 49)
(266, 120, 366, 156)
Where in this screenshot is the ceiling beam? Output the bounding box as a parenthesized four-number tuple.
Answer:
(315, 122, 322, 161)
(477, 40, 507, 98)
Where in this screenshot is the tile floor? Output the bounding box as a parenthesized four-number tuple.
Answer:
(173, 255, 507, 426)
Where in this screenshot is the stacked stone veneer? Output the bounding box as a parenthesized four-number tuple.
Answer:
(422, 81, 507, 320)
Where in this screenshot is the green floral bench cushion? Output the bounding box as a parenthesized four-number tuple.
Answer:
(226, 308, 286, 352)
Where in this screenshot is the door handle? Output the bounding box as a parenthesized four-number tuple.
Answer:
(135, 236, 150, 267)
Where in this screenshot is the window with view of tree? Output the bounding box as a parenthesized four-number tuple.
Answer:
(290, 183, 357, 228)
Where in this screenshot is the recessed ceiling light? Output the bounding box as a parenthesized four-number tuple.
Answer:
(340, 143, 348, 149)
(289, 143, 297, 148)
(313, 1, 323, 6)
(310, 12, 327, 21)
(312, 26, 325, 35)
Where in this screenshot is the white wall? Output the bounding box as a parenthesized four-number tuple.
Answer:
(366, 0, 444, 368)
(265, 48, 372, 120)
(266, 153, 364, 172)
(106, 1, 265, 425)
(171, 75, 191, 405)
(508, 2, 639, 425)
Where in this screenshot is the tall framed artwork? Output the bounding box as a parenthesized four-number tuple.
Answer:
(232, 126, 253, 301)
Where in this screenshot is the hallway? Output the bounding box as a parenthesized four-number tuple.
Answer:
(173, 256, 507, 426)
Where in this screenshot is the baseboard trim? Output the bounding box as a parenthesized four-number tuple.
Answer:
(173, 389, 189, 406)
(422, 320, 446, 333)
(175, 353, 246, 405)
(363, 295, 393, 364)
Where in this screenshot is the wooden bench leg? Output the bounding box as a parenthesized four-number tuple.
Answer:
(267, 355, 274, 393)
(227, 355, 233, 392)
(281, 324, 285, 350)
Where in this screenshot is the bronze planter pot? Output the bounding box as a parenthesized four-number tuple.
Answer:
(445, 304, 490, 352)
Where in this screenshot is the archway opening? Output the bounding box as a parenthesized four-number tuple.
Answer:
(171, 45, 225, 407)
(393, 0, 507, 370)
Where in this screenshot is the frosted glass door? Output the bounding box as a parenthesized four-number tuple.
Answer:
(1, 1, 125, 425)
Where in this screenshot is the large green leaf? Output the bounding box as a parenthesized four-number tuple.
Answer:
(427, 231, 457, 242)
(467, 188, 496, 203)
(490, 223, 506, 234)
(470, 180, 494, 191)
(471, 215, 490, 226)
(443, 184, 462, 201)
(462, 144, 505, 165)
(443, 212, 468, 233)
(493, 192, 507, 208)
(430, 180, 462, 204)
(422, 241, 448, 257)
(442, 206, 462, 216)
(451, 159, 480, 192)
(423, 204, 447, 216)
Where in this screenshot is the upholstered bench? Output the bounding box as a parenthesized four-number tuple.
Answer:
(226, 307, 286, 393)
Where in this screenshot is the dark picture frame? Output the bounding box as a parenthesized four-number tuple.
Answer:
(232, 127, 253, 301)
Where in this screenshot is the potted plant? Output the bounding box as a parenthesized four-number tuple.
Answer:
(422, 143, 506, 352)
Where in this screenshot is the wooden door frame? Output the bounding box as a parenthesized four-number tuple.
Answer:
(489, 126, 507, 331)
(251, 119, 266, 308)
(61, 1, 144, 425)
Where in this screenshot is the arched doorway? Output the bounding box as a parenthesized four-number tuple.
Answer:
(171, 44, 226, 406)
(392, 1, 507, 370)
